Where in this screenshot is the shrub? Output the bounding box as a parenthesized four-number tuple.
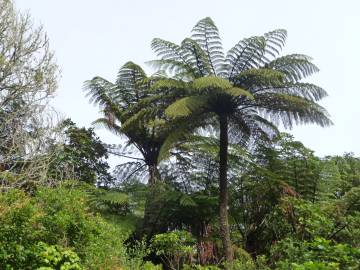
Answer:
(151, 230, 196, 270)
(0, 186, 144, 269)
(271, 237, 360, 269)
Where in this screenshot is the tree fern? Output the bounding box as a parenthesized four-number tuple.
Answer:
(150, 17, 332, 261)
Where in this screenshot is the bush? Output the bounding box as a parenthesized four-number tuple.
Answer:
(0, 186, 146, 269)
(151, 230, 196, 270)
(271, 237, 360, 270)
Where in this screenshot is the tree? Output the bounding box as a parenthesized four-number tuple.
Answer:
(0, 0, 58, 188)
(85, 62, 168, 185)
(47, 119, 113, 185)
(152, 17, 331, 261)
(84, 62, 198, 236)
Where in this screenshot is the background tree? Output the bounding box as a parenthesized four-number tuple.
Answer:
(47, 119, 113, 186)
(0, 0, 58, 188)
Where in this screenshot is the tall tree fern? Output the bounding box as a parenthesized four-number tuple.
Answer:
(151, 17, 332, 261)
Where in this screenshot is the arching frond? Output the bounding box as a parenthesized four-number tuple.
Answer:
(264, 29, 287, 58)
(193, 76, 232, 91)
(151, 38, 196, 76)
(191, 17, 225, 76)
(266, 83, 328, 102)
(114, 61, 148, 104)
(158, 114, 210, 162)
(229, 112, 280, 146)
(181, 38, 213, 77)
(147, 59, 196, 79)
(150, 78, 187, 93)
(255, 93, 332, 128)
(121, 107, 158, 132)
(114, 161, 147, 182)
(91, 117, 122, 136)
(226, 36, 266, 80)
(267, 54, 319, 82)
(84, 76, 117, 107)
(233, 68, 286, 90)
(165, 96, 208, 118)
(223, 87, 254, 99)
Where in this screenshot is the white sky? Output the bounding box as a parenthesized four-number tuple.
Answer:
(16, 0, 360, 158)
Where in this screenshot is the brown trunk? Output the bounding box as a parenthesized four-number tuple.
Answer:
(148, 164, 161, 186)
(142, 163, 162, 238)
(219, 114, 233, 262)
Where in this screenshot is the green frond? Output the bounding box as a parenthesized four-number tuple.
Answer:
(91, 117, 122, 135)
(150, 78, 187, 92)
(117, 61, 146, 83)
(147, 59, 196, 79)
(83, 76, 117, 107)
(121, 107, 157, 131)
(186, 135, 220, 157)
(179, 194, 197, 207)
(151, 38, 196, 76)
(234, 68, 286, 89)
(165, 96, 208, 118)
(270, 82, 328, 102)
(181, 38, 213, 77)
(256, 93, 332, 128)
(157, 116, 204, 163)
(191, 17, 225, 76)
(115, 61, 148, 104)
(264, 29, 287, 57)
(98, 191, 129, 206)
(192, 76, 232, 91)
(226, 36, 267, 79)
(223, 87, 254, 99)
(251, 114, 280, 136)
(267, 54, 319, 81)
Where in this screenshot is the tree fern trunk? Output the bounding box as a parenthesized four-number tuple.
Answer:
(148, 164, 160, 185)
(142, 164, 162, 238)
(219, 114, 233, 262)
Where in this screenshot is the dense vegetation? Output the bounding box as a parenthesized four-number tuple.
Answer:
(1, 0, 359, 269)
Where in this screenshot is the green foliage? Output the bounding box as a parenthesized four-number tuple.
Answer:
(274, 196, 333, 240)
(32, 242, 83, 270)
(0, 185, 148, 270)
(48, 119, 113, 185)
(271, 237, 360, 270)
(151, 231, 196, 270)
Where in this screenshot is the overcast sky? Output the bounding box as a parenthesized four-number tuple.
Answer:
(16, 0, 360, 158)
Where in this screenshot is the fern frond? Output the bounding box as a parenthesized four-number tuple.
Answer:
(147, 59, 196, 79)
(233, 68, 286, 90)
(121, 107, 158, 131)
(267, 54, 319, 82)
(179, 194, 198, 207)
(165, 96, 208, 118)
(91, 117, 122, 135)
(151, 38, 196, 76)
(114, 61, 148, 104)
(265, 83, 328, 102)
(150, 78, 187, 93)
(264, 29, 287, 58)
(255, 93, 332, 128)
(114, 161, 147, 182)
(84, 76, 117, 106)
(192, 76, 232, 91)
(181, 38, 213, 77)
(223, 87, 254, 99)
(191, 17, 225, 76)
